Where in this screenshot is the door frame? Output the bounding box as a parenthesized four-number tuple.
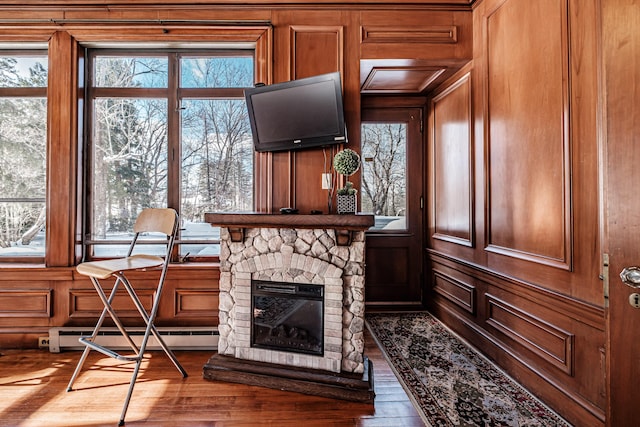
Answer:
(361, 96, 427, 307)
(601, 0, 640, 425)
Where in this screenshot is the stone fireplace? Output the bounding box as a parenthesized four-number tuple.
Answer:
(203, 213, 375, 402)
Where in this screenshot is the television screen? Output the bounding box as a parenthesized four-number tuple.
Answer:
(244, 72, 347, 152)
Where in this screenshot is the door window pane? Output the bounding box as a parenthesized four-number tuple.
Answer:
(361, 123, 407, 231)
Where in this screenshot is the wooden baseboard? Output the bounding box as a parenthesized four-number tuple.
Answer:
(203, 353, 375, 404)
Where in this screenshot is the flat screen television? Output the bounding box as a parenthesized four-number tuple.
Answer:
(244, 71, 347, 152)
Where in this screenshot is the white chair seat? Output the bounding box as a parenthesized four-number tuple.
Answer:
(76, 254, 164, 279)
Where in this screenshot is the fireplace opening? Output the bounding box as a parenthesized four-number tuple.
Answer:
(251, 280, 324, 356)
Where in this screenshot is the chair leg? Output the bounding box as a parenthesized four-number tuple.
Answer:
(119, 356, 144, 426)
(91, 277, 140, 353)
(117, 315, 170, 426)
(115, 273, 188, 426)
(149, 324, 188, 377)
(119, 274, 188, 377)
(67, 278, 128, 391)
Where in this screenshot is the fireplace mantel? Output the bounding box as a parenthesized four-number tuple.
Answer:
(205, 212, 375, 245)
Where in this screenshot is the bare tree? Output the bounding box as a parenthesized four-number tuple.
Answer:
(361, 123, 406, 216)
(181, 56, 254, 221)
(0, 57, 47, 250)
(92, 57, 168, 237)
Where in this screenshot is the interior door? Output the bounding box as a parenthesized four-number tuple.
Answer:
(603, 0, 640, 424)
(362, 107, 424, 306)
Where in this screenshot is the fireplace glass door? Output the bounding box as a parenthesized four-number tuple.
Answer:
(251, 280, 324, 356)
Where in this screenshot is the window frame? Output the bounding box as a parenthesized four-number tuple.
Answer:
(82, 48, 255, 262)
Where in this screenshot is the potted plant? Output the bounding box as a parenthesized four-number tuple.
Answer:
(333, 148, 361, 214)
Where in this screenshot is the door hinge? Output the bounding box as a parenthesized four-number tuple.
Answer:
(601, 253, 610, 308)
(420, 196, 424, 209)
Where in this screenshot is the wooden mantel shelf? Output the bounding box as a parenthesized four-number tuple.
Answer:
(204, 212, 375, 230)
(204, 212, 375, 246)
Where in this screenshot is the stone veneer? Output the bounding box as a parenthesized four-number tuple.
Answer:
(217, 226, 366, 374)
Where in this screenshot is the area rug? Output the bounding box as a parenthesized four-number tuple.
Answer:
(366, 312, 571, 427)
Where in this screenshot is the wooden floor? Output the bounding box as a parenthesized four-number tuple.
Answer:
(0, 329, 424, 426)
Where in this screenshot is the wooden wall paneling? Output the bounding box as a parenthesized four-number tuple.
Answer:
(68, 287, 156, 320)
(60, 7, 271, 23)
(0, 289, 51, 318)
(341, 11, 363, 212)
(359, 10, 472, 61)
(484, 0, 571, 270)
(430, 71, 474, 247)
(270, 151, 294, 212)
(0, 275, 60, 345)
(47, 31, 79, 267)
(66, 25, 273, 44)
(288, 25, 344, 80)
(468, 0, 599, 300)
(359, 9, 472, 95)
(365, 242, 411, 303)
(253, 151, 274, 213)
(362, 25, 458, 44)
(566, 0, 601, 304)
(174, 289, 219, 318)
(0, 0, 474, 6)
(250, 26, 274, 213)
(430, 254, 606, 332)
(0, 268, 73, 282)
(432, 270, 475, 314)
(470, 0, 488, 262)
(167, 267, 220, 323)
(428, 255, 606, 426)
(478, 285, 605, 424)
(485, 293, 574, 375)
(289, 24, 344, 214)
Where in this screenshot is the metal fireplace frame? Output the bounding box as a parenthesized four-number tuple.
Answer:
(251, 280, 324, 357)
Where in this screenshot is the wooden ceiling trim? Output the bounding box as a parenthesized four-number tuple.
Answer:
(361, 66, 447, 94)
(361, 25, 457, 44)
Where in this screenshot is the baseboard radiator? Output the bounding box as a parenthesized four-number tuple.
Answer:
(48, 326, 219, 353)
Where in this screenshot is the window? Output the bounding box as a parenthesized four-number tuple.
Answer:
(0, 50, 48, 260)
(85, 50, 254, 259)
(361, 122, 408, 230)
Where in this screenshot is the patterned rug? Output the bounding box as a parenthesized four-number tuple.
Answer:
(366, 312, 571, 427)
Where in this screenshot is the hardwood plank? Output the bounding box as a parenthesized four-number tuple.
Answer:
(0, 329, 423, 426)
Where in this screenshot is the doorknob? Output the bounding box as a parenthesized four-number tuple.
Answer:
(620, 266, 640, 288)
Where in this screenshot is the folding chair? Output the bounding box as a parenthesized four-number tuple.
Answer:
(67, 207, 187, 426)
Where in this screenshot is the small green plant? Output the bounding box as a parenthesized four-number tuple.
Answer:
(333, 148, 361, 196)
(337, 181, 357, 195)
